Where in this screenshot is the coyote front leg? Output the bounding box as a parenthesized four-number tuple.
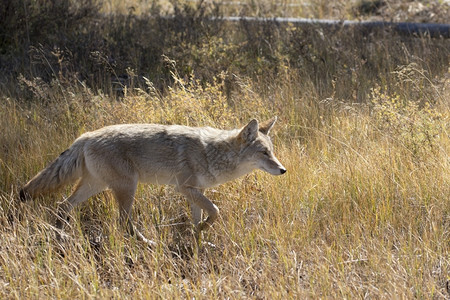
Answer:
(177, 186, 219, 232)
(190, 203, 203, 227)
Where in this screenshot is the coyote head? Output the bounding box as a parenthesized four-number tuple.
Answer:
(236, 117, 286, 176)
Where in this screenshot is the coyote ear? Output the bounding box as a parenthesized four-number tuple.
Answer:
(238, 119, 259, 143)
(259, 116, 277, 135)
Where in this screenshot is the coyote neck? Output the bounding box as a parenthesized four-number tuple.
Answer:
(203, 135, 252, 186)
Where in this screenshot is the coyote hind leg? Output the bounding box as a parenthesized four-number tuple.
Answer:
(112, 186, 156, 247)
(55, 177, 105, 230)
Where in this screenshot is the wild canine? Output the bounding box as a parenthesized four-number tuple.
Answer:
(19, 117, 286, 244)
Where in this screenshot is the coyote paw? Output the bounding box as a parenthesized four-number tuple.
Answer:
(134, 228, 157, 248)
(196, 221, 209, 233)
(54, 228, 70, 242)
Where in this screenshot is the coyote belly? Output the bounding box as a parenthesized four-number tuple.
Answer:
(20, 117, 286, 244)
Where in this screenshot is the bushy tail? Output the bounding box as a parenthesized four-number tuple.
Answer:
(19, 140, 85, 201)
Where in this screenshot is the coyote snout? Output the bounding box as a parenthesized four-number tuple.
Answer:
(19, 117, 286, 245)
(260, 153, 286, 176)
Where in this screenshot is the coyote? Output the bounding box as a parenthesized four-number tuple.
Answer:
(19, 117, 286, 244)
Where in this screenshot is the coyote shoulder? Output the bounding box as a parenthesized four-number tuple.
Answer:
(20, 117, 286, 244)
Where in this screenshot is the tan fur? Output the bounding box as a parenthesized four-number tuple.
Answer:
(20, 117, 286, 244)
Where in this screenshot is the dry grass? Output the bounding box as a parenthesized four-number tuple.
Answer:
(1, 63, 449, 298)
(100, 0, 450, 22)
(1, 0, 449, 298)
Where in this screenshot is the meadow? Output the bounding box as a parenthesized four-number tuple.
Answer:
(0, 0, 449, 298)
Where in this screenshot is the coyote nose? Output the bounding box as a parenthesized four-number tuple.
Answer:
(280, 168, 287, 174)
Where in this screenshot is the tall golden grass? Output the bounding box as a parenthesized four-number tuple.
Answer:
(1, 0, 449, 298)
(0, 60, 449, 298)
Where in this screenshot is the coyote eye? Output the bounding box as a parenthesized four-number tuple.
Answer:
(262, 151, 270, 156)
